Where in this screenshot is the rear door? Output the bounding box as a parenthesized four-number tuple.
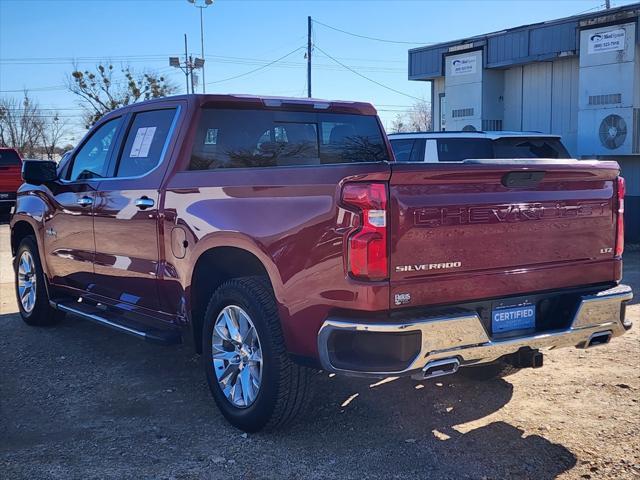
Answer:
(389, 161, 619, 308)
(92, 103, 181, 312)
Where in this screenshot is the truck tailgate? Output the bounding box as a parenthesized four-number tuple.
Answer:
(389, 160, 620, 308)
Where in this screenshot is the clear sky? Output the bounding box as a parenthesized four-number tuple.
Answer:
(1, 0, 637, 143)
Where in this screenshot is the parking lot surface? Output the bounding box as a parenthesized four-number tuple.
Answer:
(0, 219, 638, 480)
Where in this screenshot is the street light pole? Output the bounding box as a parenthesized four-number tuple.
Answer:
(187, 0, 213, 94)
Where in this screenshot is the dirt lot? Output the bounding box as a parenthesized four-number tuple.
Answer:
(0, 218, 638, 480)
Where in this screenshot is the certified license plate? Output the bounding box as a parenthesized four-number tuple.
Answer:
(492, 304, 536, 333)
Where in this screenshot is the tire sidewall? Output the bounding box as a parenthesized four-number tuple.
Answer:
(202, 281, 281, 431)
(14, 236, 50, 324)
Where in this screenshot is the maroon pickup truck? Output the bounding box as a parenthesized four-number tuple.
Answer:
(10, 94, 632, 432)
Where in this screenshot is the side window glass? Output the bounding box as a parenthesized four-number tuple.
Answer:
(437, 138, 493, 161)
(69, 117, 121, 181)
(389, 139, 415, 162)
(116, 108, 177, 178)
(410, 139, 426, 162)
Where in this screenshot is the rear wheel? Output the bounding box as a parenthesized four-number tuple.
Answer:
(14, 236, 64, 326)
(202, 276, 313, 432)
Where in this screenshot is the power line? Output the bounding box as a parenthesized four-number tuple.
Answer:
(206, 46, 305, 85)
(312, 19, 431, 45)
(313, 44, 423, 102)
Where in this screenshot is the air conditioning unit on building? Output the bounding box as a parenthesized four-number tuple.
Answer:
(577, 21, 640, 156)
(579, 108, 640, 155)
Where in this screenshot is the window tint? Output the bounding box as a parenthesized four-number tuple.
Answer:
(116, 108, 177, 177)
(436, 138, 493, 161)
(189, 109, 389, 170)
(390, 139, 415, 162)
(0, 149, 20, 166)
(410, 139, 426, 162)
(492, 138, 570, 159)
(69, 117, 121, 181)
(390, 139, 426, 162)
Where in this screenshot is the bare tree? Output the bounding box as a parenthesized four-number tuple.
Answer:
(388, 98, 432, 134)
(39, 114, 69, 160)
(0, 92, 45, 157)
(390, 114, 408, 134)
(67, 63, 177, 128)
(408, 97, 432, 132)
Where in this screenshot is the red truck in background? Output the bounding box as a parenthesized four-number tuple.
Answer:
(10, 94, 632, 432)
(0, 147, 22, 213)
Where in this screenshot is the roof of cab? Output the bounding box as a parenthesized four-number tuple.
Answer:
(108, 94, 378, 116)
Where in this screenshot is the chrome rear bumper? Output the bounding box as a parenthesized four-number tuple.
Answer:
(317, 284, 633, 377)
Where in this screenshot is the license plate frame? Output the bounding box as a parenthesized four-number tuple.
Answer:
(491, 302, 536, 334)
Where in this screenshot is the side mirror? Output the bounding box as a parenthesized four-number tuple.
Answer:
(22, 160, 58, 185)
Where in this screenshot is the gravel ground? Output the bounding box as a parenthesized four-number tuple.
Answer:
(0, 218, 638, 480)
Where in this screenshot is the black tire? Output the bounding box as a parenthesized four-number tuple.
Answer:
(14, 236, 64, 326)
(202, 276, 313, 432)
(459, 361, 521, 381)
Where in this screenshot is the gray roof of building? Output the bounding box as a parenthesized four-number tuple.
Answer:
(409, 3, 640, 80)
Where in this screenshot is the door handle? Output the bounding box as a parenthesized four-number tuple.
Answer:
(135, 196, 155, 210)
(77, 196, 93, 207)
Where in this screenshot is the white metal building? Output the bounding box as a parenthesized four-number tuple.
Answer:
(408, 4, 640, 241)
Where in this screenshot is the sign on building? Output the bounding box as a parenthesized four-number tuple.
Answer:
(450, 56, 477, 76)
(587, 28, 626, 54)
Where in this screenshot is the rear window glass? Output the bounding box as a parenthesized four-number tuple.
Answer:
(437, 138, 493, 161)
(189, 109, 389, 170)
(492, 138, 570, 159)
(0, 149, 21, 166)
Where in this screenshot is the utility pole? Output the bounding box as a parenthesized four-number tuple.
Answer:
(190, 55, 196, 94)
(307, 16, 312, 98)
(184, 34, 190, 94)
(170, 34, 205, 95)
(605, 0, 611, 8)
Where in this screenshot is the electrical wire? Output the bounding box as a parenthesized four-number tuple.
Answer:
(313, 45, 424, 102)
(312, 19, 431, 45)
(206, 46, 306, 85)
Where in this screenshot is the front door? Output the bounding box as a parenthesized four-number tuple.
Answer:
(44, 116, 124, 293)
(92, 105, 181, 312)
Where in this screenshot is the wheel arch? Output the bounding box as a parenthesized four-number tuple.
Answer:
(189, 244, 281, 353)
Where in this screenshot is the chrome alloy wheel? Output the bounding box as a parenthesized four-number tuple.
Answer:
(212, 305, 263, 408)
(17, 251, 37, 313)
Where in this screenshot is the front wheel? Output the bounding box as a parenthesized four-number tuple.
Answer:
(14, 236, 64, 326)
(202, 276, 313, 432)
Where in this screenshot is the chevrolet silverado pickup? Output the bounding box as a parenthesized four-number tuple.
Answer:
(10, 94, 632, 432)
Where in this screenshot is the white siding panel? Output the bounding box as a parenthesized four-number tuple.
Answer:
(522, 63, 552, 133)
(503, 66, 523, 130)
(432, 77, 445, 131)
(551, 57, 579, 156)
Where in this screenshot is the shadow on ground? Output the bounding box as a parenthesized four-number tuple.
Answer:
(0, 308, 576, 479)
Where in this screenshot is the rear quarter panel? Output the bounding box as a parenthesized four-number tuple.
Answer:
(161, 163, 391, 358)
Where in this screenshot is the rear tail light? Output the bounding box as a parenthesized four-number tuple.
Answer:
(341, 183, 389, 281)
(615, 176, 625, 257)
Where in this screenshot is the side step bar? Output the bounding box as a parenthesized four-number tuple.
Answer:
(51, 300, 182, 345)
